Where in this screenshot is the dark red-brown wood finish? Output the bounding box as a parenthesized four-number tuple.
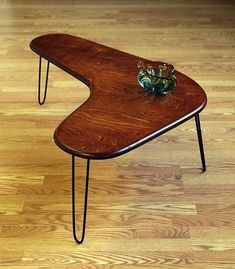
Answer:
(30, 34, 207, 159)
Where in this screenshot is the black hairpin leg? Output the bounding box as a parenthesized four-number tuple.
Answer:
(195, 113, 206, 172)
(38, 56, 50, 105)
(72, 155, 90, 244)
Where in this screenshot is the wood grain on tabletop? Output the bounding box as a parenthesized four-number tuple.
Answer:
(30, 33, 206, 159)
(0, 0, 235, 268)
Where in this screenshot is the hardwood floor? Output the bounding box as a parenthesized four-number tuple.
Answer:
(0, 0, 235, 268)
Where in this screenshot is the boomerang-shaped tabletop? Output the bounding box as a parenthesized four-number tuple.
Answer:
(30, 34, 207, 159)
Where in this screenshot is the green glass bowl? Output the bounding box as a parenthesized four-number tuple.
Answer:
(137, 61, 177, 95)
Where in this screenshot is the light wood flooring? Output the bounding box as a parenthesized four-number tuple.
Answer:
(0, 0, 235, 268)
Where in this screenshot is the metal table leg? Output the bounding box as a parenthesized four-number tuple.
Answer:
(38, 56, 50, 105)
(72, 155, 90, 244)
(195, 113, 206, 172)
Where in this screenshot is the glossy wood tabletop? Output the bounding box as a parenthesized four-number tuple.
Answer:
(30, 34, 207, 159)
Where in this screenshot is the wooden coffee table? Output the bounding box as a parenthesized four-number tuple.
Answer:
(30, 34, 207, 244)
